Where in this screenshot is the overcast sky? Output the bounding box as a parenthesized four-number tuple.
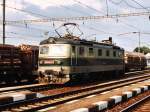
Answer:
(0, 0, 150, 51)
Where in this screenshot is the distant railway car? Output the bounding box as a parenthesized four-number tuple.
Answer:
(0, 44, 39, 83)
(38, 36, 124, 84)
(124, 51, 147, 71)
(145, 53, 150, 68)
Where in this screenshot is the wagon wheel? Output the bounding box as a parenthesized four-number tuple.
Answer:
(38, 75, 49, 83)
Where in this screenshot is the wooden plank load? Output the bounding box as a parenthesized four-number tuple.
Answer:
(0, 44, 22, 82)
(125, 51, 147, 71)
(19, 44, 39, 80)
(0, 44, 39, 83)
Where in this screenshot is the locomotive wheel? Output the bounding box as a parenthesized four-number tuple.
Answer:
(16, 73, 22, 83)
(5, 75, 14, 84)
(38, 75, 50, 83)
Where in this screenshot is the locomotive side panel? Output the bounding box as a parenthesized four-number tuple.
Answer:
(69, 44, 124, 74)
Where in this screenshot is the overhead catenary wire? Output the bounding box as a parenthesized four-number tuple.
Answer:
(108, 0, 143, 30)
(0, 35, 41, 42)
(73, 0, 141, 32)
(0, 1, 92, 37)
(108, 0, 125, 5)
(45, 0, 91, 16)
(0, 4, 50, 18)
(124, 0, 150, 10)
(73, 0, 105, 15)
(130, 0, 150, 12)
(82, 24, 116, 35)
(58, 4, 91, 16)
(0, 30, 43, 38)
(1, 0, 150, 45)
(119, 19, 140, 30)
(109, 0, 150, 9)
(72, 0, 119, 34)
(2, 0, 146, 31)
(0, 2, 54, 39)
(0, 22, 49, 32)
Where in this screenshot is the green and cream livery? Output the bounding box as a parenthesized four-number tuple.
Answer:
(38, 36, 124, 84)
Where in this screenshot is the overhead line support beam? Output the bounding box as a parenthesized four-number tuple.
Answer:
(2, 12, 150, 24)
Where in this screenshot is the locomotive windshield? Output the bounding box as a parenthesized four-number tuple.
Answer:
(39, 44, 68, 57)
(50, 45, 67, 57)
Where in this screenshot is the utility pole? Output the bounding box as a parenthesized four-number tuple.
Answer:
(138, 32, 141, 53)
(133, 31, 141, 53)
(106, 0, 109, 16)
(3, 0, 6, 45)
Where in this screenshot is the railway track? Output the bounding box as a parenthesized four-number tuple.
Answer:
(1, 71, 150, 112)
(0, 70, 149, 94)
(119, 91, 150, 112)
(0, 83, 63, 93)
(131, 97, 150, 112)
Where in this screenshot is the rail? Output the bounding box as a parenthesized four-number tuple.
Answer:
(0, 70, 149, 93)
(120, 95, 150, 112)
(0, 71, 150, 111)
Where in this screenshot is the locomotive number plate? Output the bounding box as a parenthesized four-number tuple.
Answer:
(44, 60, 54, 64)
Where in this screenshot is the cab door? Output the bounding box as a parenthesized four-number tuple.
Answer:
(71, 46, 77, 66)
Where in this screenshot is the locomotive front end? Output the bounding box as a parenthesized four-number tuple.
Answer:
(38, 43, 71, 84)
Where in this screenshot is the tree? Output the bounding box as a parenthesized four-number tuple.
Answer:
(133, 46, 150, 54)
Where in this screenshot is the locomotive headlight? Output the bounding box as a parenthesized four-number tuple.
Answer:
(54, 60, 62, 65)
(39, 60, 44, 64)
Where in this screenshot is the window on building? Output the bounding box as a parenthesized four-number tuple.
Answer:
(79, 47, 84, 56)
(89, 48, 94, 56)
(98, 49, 102, 56)
(106, 50, 110, 56)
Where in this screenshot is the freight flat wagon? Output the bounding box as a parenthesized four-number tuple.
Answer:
(0, 44, 39, 83)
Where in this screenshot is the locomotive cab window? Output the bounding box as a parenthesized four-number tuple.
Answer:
(113, 51, 116, 57)
(50, 45, 68, 57)
(98, 49, 102, 56)
(40, 46, 49, 54)
(118, 51, 123, 57)
(72, 46, 76, 56)
(106, 50, 110, 57)
(79, 47, 84, 56)
(89, 48, 94, 56)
